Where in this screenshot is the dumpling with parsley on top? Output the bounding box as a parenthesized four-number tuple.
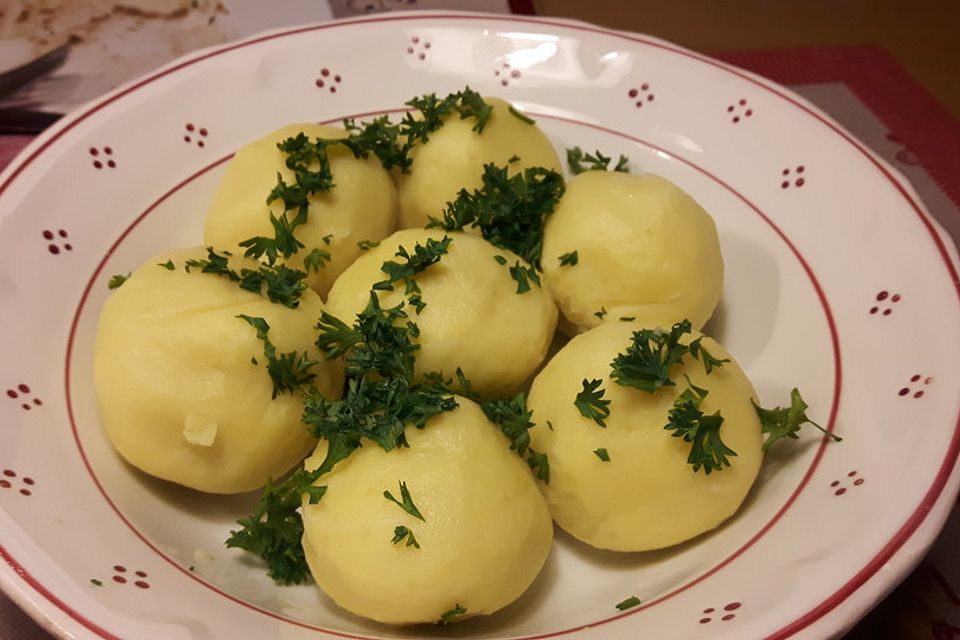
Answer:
(94, 247, 343, 494)
(204, 122, 398, 297)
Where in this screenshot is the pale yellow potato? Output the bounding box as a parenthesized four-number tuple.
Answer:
(204, 123, 397, 297)
(528, 321, 762, 551)
(94, 247, 343, 494)
(301, 397, 553, 624)
(541, 172, 723, 334)
(394, 97, 562, 229)
(325, 229, 558, 398)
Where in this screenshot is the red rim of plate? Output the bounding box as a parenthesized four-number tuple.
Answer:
(0, 12, 955, 640)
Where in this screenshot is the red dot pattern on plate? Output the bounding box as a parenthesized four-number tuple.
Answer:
(780, 165, 806, 189)
(183, 123, 209, 148)
(898, 374, 933, 399)
(111, 566, 151, 588)
(726, 98, 753, 124)
(0, 469, 36, 496)
(314, 68, 343, 94)
(869, 290, 901, 316)
(6, 383, 42, 411)
(626, 83, 654, 108)
(699, 602, 742, 624)
(42, 229, 72, 255)
(830, 470, 865, 496)
(88, 146, 116, 169)
(406, 35, 430, 60)
(494, 60, 521, 87)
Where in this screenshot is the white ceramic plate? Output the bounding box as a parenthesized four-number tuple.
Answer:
(1, 12, 959, 640)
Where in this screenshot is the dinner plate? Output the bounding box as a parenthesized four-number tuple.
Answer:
(1, 11, 958, 640)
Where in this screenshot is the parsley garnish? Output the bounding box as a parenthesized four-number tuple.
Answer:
(357, 239, 380, 250)
(374, 236, 452, 292)
(391, 525, 421, 549)
(619, 316, 635, 322)
(427, 163, 565, 267)
(185, 247, 308, 309)
(753, 388, 841, 451)
(688, 336, 730, 374)
(508, 260, 541, 294)
(558, 250, 578, 266)
(90, 578, 103, 587)
(237, 315, 318, 399)
(594, 448, 610, 461)
(493, 254, 508, 265)
(616, 596, 641, 611)
(609, 320, 693, 394)
(158, 259, 175, 271)
(507, 104, 536, 124)
(594, 307, 608, 320)
(107, 273, 129, 289)
(321, 234, 333, 245)
(303, 247, 331, 272)
(384, 481, 425, 521)
(575, 378, 611, 427)
(567, 146, 630, 174)
(440, 604, 467, 624)
(481, 393, 550, 482)
(663, 381, 735, 474)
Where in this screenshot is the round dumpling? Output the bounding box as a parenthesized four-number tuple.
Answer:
(204, 123, 397, 297)
(540, 172, 723, 334)
(527, 320, 762, 551)
(301, 397, 553, 624)
(325, 228, 558, 398)
(94, 247, 343, 494)
(394, 97, 562, 229)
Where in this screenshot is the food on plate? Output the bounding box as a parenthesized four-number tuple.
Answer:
(527, 319, 763, 551)
(324, 228, 558, 398)
(300, 397, 553, 624)
(94, 247, 343, 494)
(394, 96, 563, 229)
(540, 171, 723, 334)
(204, 123, 397, 297)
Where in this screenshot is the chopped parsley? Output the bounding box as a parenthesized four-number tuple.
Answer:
(508, 260, 541, 294)
(373, 236, 452, 293)
(481, 393, 550, 482)
(440, 604, 468, 624)
(303, 247, 331, 272)
(237, 315, 317, 399)
(493, 254, 508, 265)
(508, 104, 536, 124)
(575, 378, 611, 427)
(158, 259, 175, 271)
(107, 273, 129, 289)
(663, 380, 735, 474)
(185, 247, 308, 309)
(391, 525, 421, 549)
(616, 596, 641, 611)
(753, 388, 841, 451)
(593, 448, 610, 462)
(594, 307, 608, 320)
(567, 146, 630, 174)
(90, 578, 103, 587)
(558, 250, 578, 266)
(384, 481, 426, 521)
(357, 239, 380, 250)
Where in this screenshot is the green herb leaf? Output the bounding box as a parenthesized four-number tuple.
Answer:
(567, 146, 631, 174)
(374, 236, 452, 292)
(688, 336, 729, 374)
(508, 260, 541, 294)
(508, 104, 535, 124)
(575, 378, 611, 427)
(619, 316, 635, 322)
(384, 481, 425, 521)
(158, 259, 175, 271)
(663, 382, 736, 474)
(594, 307, 608, 320)
(753, 388, 841, 452)
(357, 239, 380, 250)
(493, 254, 508, 265)
(303, 247, 331, 272)
(558, 250, 578, 266)
(594, 448, 610, 462)
(440, 604, 468, 625)
(481, 392, 550, 482)
(391, 525, 421, 549)
(237, 315, 317, 399)
(107, 273, 130, 289)
(186, 247, 307, 309)
(616, 596, 641, 611)
(609, 320, 692, 394)
(90, 578, 103, 587)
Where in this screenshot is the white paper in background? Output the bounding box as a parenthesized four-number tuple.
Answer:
(0, 0, 513, 114)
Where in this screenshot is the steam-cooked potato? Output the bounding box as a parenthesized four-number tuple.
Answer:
(541, 172, 723, 334)
(93, 247, 343, 494)
(204, 123, 397, 297)
(301, 397, 553, 624)
(325, 229, 558, 398)
(527, 320, 762, 551)
(394, 97, 562, 229)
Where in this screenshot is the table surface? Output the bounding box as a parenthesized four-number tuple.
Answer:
(535, 0, 960, 120)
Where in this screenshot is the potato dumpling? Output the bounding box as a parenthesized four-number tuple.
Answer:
(541, 172, 723, 334)
(301, 397, 553, 624)
(395, 97, 562, 229)
(527, 320, 762, 551)
(325, 228, 558, 398)
(94, 247, 343, 494)
(204, 123, 397, 297)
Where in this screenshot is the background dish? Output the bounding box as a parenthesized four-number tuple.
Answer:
(0, 12, 958, 639)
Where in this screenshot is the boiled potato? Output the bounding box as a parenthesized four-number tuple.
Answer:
(94, 247, 343, 494)
(301, 397, 553, 624)
(541, 172, 723, 334)
(394, 97, 562, 229)
(325, 229, 558, 398)
(204, 123, 397, 297)
(527, 320, 762, 551)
